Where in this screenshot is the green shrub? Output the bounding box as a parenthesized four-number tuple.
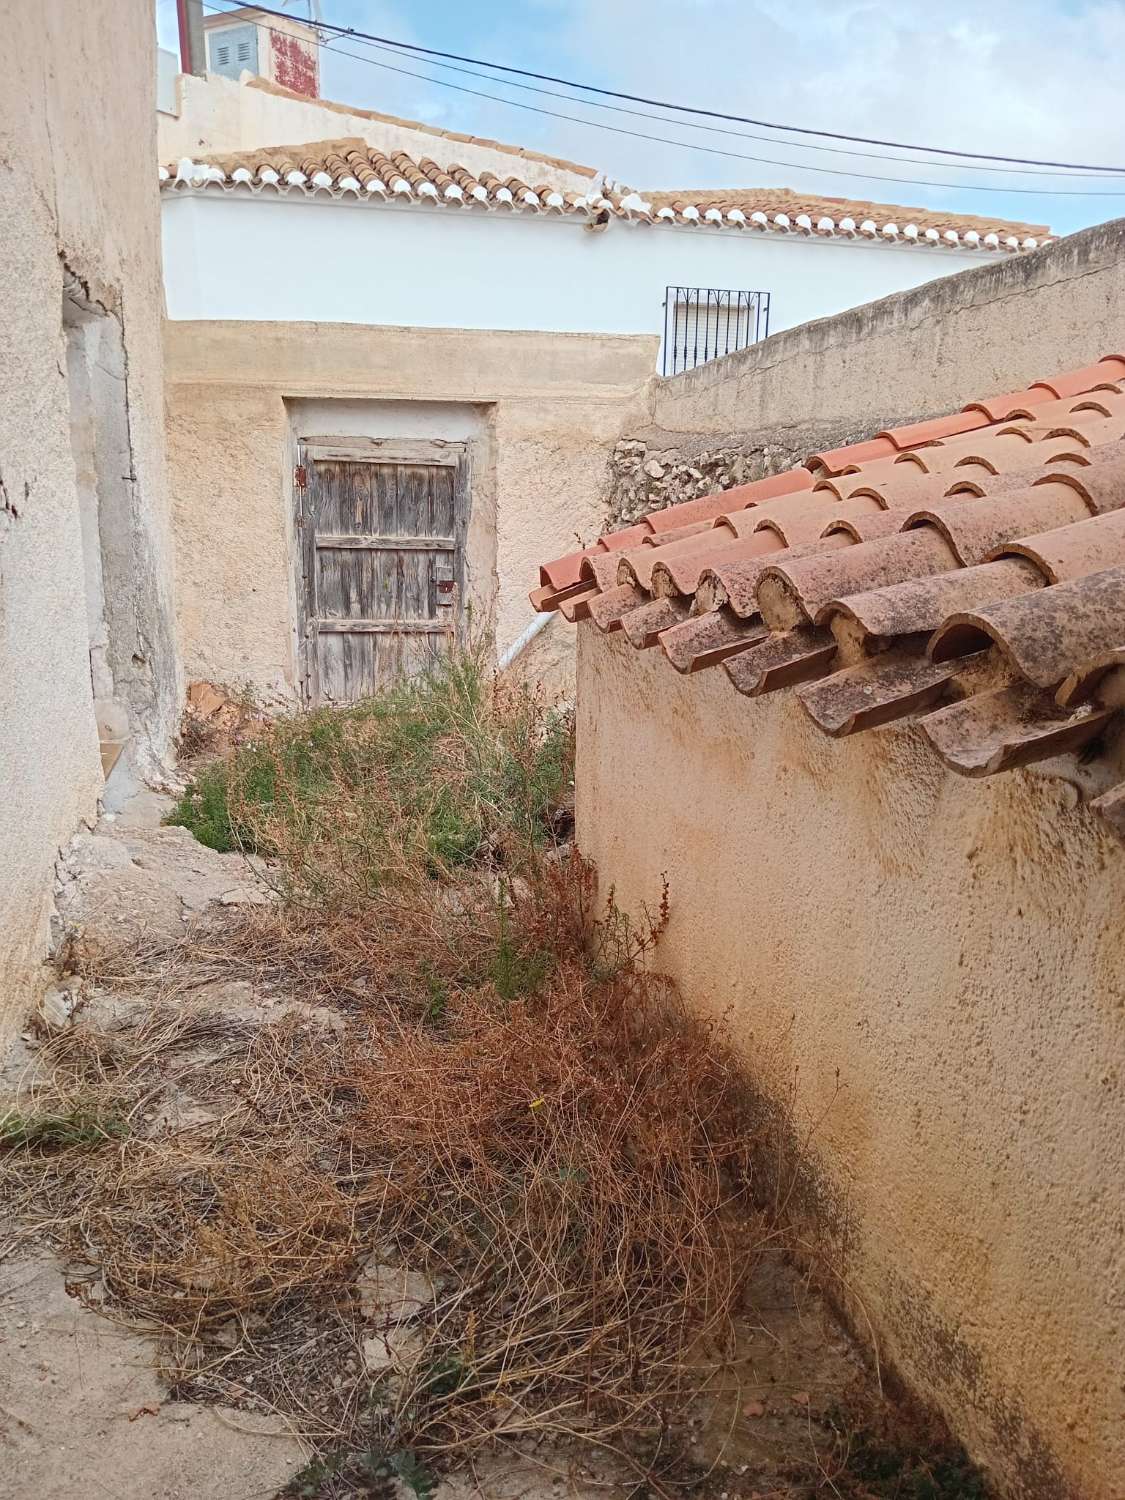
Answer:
(166, 647, 573, 886)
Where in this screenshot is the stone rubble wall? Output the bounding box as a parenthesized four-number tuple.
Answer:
(604, 420, 891, 529)
(603, 219, 1125, 534)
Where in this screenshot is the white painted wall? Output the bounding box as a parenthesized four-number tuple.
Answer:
(289, 398, 487, 443)
(159, 72, 599, 197)
(162, 191, 990, 362)
(157, 48, 179, 117)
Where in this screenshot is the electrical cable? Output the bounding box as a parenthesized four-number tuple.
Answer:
(199, 0, 1125, 178)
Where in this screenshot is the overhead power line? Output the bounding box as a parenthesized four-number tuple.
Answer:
(329, 27, 1118, 182)
(200, 0, 1125, 197)
(203, 0, 1125, 180)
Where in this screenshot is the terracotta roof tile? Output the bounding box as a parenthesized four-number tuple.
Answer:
(902, 482, 1091, 567)
(632, 187, 1049, 243)
(725, 624, 836, 696)
(534, 353, 1125, 842)
(817, 557, 1044, 647)
(160, 147, 1051, 253)
(992, 508, 1125, 583)
(650, 533, 769, 599)
(659, 610, 766, 673)
(620, 596, 689, 648)
(799, 651, 961, 737)
(588, 583, 645, 632)
(919, 682, 1112, 776)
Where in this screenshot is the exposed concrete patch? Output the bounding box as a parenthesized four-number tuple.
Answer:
(52, 795, 272, 955)
(0, 1252, 304, 1500)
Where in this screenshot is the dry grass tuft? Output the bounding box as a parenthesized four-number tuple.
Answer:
(1, 653, 771, 1494)
(1, 650, 990, 1499)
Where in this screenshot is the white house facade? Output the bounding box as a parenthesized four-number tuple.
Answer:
(160, 149, 1050, 370)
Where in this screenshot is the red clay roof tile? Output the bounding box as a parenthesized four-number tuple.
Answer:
(903, 483, 1091, 567)
(798, 651, 960, 737)
(642, 468, 814, 534)
(532, 352, 1125, 840)
(920, 683, 1112, 776)
(599, 524, 653, 552)
(659, 610, 766, 673)
(725, 624, 836, 696)
(992, 508, 1125, 584)
(807, 437, 897, 473)
(539, 545, 604, 590)
(878, 411, 992, 448)
(1029, 358, 1125, 399)
(620, 596, 689, 648)
(588, 583, 644, 631)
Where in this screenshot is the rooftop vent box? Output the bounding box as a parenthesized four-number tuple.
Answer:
(206, 22, 259, 79)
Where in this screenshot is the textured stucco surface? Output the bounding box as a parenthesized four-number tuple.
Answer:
(158, 71, 599, 193)
(0, 1, 179, 1047)
(165, 321, 654, 701)
(614, 217, 1125, 476)
(575, 625, 1125, 1499)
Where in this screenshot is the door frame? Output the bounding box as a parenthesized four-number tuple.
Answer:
(294, 436, 470, 706)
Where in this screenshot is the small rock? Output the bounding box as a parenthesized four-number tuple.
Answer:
(357, 1261, 435, 1323)
(361, 1326, 422, 1374)
(211, 1320, 241, 1350)
(643, 459, 665, 479)
(36, 984, 77, 1033)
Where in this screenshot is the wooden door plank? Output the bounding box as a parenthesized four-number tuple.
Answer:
(316, 620, 455, 635)
(316, 534, 455, 551)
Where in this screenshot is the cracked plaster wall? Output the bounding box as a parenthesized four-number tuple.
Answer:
(0, 0, 180, 1047)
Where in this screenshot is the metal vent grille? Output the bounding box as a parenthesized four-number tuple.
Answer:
(208, 23, 258, 78)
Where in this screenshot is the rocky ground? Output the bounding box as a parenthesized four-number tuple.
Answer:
(0, 793, 886, 1500)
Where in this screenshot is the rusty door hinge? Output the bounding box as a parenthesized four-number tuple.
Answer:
(294, 464, 308, 489)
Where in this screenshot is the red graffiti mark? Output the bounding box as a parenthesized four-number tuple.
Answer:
(271, 32, 318, 96)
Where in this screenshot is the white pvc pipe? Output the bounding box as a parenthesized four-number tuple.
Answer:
(498, 611, 554, 670)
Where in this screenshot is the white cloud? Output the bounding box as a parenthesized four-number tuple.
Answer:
(154, 0, 1125, 234)
(531, 0, 1125, 231)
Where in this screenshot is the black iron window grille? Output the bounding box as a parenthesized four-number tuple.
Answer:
(662, 286, 771, 375)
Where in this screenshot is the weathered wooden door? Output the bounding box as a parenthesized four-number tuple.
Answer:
(296, 440, 468, 705)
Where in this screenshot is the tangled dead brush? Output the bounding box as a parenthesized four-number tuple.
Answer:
(1, 877, 762, 1493)
(0, 653, 772, 1495)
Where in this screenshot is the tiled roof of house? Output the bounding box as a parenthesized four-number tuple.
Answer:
(533, 354, 1125, 839)
(160, 140, 1051, 252)
(631, 188, 1048, 244)
(161, 137, 604, 215)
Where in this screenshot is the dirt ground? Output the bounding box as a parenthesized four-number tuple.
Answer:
(0, 792, 884, 1500)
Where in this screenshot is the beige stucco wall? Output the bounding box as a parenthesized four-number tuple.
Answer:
(576, 627, 1124, 1500)
(165, 321, 655, 702)
(571, 218, 1125, 1499)
(158, 71, 600, 194)
(0, 1, 179, 1047)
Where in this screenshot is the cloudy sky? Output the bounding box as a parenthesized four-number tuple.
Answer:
(156, 0, 1125, 235)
